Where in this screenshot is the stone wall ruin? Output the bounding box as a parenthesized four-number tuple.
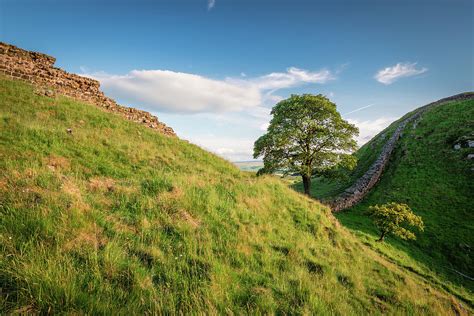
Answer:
(0, 42, 175, 136)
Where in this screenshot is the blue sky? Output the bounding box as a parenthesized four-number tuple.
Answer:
(1, 0, 473, 160)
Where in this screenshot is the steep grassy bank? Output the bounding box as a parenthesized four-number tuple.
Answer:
(0, 77, 469, 314)
(295, 98, 474, 298)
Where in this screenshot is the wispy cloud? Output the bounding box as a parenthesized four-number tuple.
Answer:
(187, 134, 254, 161)
(375, 62, 428, 85)
(246, 67, 334, 90)
(85, 67, 334, 114)
(335, 62, 350, 74)
(344, 104, 374, 116)
(208, 0, 215, 10)
(348, 117, 395, 145)
(259, 122, 270, 131)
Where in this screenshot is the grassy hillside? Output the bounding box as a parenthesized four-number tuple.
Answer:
(295, 98, 474, 298)
(0, 77, 470, 314)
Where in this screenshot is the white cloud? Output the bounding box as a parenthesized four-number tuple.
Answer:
(208, 0, 215, 10)
(375, 62, 428, 85)
(259, 122, 270, 131)
(248, 67, 334, 90)
(86, 67, 334, 114)
(90, 70, 261, 113)
(187, 135, 255, 161)
(347, 117, 395, 146)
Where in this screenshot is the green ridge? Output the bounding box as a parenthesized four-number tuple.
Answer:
(295, 98, 474, 300)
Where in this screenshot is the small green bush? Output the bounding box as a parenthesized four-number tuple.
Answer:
(368, 202, 424, 242)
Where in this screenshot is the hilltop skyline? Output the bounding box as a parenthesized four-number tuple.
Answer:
(1, 0, 473, 160)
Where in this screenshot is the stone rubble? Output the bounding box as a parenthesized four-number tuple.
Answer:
(453, 137, 474, 150)
(0, 42, 175, 137)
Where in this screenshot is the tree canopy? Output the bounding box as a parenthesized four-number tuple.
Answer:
(253, 94, 359, 195)
(368, 202, 424, 242)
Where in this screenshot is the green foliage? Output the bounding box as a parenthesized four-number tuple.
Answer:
(0, 77, 469, 314)
(367, 202, 424, 242)
(254, 94, 358, 194)
(292, 118, 401, 199)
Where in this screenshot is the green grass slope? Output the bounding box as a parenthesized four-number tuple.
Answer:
(296, 98, 474, 301)
(0, 77, 470, 314)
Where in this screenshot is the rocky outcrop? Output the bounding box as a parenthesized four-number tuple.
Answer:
(0, 42, 175, 136)
(329, 92, 474, 212)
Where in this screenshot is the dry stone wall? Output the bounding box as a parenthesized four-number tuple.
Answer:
(329, 92, 474, 212)
(0, 42, 175, 136)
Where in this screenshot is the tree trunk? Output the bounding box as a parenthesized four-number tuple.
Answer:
(377, 231, 386, 242)
(302, 174, 311, 196)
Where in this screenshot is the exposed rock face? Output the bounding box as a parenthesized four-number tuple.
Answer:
(329, 92, 474, 212)
(0, 42, 175, 136)
(453, 137, 474, 150)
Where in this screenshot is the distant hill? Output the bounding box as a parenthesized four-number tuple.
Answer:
(1, 77, 471, 314)
(233, 161, 263, 172)
(294, 96, 474, 297)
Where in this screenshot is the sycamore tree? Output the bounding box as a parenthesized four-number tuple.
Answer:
(254, 94, 359, 195)
(368, 202, 424, 242)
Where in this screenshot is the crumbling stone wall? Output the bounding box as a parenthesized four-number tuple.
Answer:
(329, 92, 474, 212)
(0, 42, 175, 136)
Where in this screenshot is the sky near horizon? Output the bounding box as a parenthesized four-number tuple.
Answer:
(1, 0, 473, 161)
